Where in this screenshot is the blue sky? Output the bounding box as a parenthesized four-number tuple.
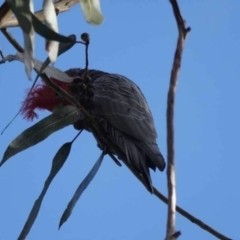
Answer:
(0, 0, 239, 239)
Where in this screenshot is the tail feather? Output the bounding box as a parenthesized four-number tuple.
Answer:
(124, 139, 153, 192)
(136, 141, 166, 172)
(97, 118, 159, 193)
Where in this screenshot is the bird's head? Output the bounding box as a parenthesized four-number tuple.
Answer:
(21, 68, 85, 121)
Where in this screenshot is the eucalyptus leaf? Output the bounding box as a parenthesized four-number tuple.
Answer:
(80, 0, 104, 25)
(23, 0, 35, 80)
(31, 12, 74, 43)
(35, 34, 76, 83)
(6, 0, 33, 35)
(18, 142, 72, 240)
(0, 105, 79, 166)
(8, 3, 73, 44)
(1, 52, 74, 83)
(23, 31, 34, 80)
(59, 150, 105, 229)
(43, 0, 59, 62)
(7, 0, 35, 79)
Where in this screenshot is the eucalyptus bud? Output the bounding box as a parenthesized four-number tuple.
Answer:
(81, 33, 90, 44)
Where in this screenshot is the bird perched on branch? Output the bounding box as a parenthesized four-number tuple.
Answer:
(21, 68, 165, 193)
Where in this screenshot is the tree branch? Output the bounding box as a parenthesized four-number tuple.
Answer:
(166, 0, 191, 239)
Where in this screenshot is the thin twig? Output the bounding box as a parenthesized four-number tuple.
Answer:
(80, 33, 90, 79)
(166, 0, 191, 239)
(71, 129, 83, 144)
(0, 48, 4, 59)
(84, 39, 89, 72)
(1, 28, 24, 52)
(125, 163, 232, 240)
(1, 24, 232, 240)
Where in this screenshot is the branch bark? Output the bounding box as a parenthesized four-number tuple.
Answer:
(166, 0, 191, 239)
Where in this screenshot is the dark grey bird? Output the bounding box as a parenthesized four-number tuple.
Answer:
(22, 68, 166, 193)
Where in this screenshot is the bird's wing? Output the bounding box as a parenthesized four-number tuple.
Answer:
(92, 73, 158, 142)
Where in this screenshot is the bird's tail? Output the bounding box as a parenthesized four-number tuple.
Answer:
(135, 141, 166, 172)
(98, 118, 165, 193)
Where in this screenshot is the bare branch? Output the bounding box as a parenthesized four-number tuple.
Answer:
(166, 0, 191, 239)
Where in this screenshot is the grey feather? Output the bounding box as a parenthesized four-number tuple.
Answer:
(69, 69, 165, 193)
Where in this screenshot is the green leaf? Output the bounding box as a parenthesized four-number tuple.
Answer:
(36, 34, 76, 83)
(8, 1, 74, 44)
(2, 52, 74, 83)
(0, 106, 79, 167)
(17, 142, 72, 240)
(43, 0, 60, 63)
(59, 150, 105, 229)
(7, 0, 35, 79)
(7, 0, 33, 35)
(31, 12, 74, 43)
(23, 31, 34, 80)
